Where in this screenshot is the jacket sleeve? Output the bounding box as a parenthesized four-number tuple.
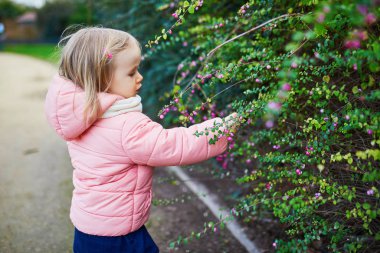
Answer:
(121, 112, 228, 167)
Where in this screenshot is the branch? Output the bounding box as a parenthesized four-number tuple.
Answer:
(207, 13, 304, 57)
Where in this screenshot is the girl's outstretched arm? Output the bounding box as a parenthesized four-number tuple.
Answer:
(121, 112, 235, 167)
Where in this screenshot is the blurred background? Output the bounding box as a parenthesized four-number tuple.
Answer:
(0, 0, 188, 119)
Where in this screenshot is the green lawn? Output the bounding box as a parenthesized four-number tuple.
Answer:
(3, 43, 60, 64)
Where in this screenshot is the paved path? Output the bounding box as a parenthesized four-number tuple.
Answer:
(0, 53, 73, 253)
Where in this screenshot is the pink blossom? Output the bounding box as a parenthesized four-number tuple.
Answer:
(296, 169, 302, 175)
(291, 62, 298, 68)
(190, 61, 197, 67)
(317, 13, 325, 23)
(219, 23, 223, 27)
(273, 145, 280, 150)
(281, 83, 291, 91)
(357, 5, 368, 15)
(306, 151, 310, 156)
(323, 6, 331, 13)
(246, 159, 252, 164)
(265, 120, 274, 128)
(159, 114, 164, 119)
(345, 115, 350, 120)
(365, 13, 377, 25)
(177, 63, 184, 70)
(367, 129, 373, 135)
(353, 30, 368, 41)
(227, 137, 233, 142)
(353, 63, 358, 71)
(182, 41, 188, 47)
(344, 40, 361, 49)
(272, 242, 277, 248)
(168, 29, 172, 34)
(268, 101, 282, 111)
(315, 192, 321, 199)
(174, 98, 179, 103)
(255, 78, 262, 83)
(367, 189, 374, 196)
(266, 65, 271, 69)
(172, 13, 179, 19)
(266, 183, 272, 190)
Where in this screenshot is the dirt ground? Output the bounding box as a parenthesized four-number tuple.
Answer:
(0, 53, 269, 253)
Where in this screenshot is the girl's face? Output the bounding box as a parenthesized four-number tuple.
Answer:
(108, 41, 143, 99)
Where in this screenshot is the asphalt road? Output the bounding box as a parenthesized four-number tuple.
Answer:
(0, 53, 73, 253)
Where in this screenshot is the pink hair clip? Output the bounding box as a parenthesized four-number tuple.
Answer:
(103, 49, 113, 60)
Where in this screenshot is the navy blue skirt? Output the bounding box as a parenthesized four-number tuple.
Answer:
(73, 225, 159, 253)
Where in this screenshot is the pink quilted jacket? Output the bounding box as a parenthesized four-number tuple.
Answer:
(44, 74, 228, 236)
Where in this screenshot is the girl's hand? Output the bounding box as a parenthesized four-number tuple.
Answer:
(223, 112, 239, 132)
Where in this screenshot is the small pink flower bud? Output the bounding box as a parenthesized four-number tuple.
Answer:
(357, 5, 368, 15)
(281, 83, 291, 91)
(317, 13, 325, 23)
(160, 115, 164, 119)
(365, 13, 376, 25)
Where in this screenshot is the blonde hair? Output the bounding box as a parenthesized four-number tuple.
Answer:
(58, 25, 141, 123)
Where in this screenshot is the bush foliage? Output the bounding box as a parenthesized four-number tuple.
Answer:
(144, 0, 379, 252)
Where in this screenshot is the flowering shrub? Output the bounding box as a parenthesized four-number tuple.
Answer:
(145, 0, 379, 252)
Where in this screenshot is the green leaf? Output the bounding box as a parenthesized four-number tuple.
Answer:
(163, 33, 167, 40)
(323, 75, 330, 83)
(373, 42, 380, 60)
(188, 5, 195, 14)
(363, 203, 371, 210)
(184, 1, 189, 7)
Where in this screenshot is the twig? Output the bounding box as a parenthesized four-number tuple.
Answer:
(207, 13, 303, 57)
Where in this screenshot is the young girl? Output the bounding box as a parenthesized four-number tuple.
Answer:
(44, 27, 237, 253)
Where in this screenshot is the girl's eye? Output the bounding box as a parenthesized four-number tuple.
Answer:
(129, 72, 136, 77)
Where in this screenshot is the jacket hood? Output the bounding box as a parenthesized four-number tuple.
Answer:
(44, 74, 124, 141)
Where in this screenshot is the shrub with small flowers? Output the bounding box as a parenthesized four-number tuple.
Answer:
(143, 0, 380, 251)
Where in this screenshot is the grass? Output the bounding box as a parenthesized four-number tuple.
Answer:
(3, 43, 60, 64)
